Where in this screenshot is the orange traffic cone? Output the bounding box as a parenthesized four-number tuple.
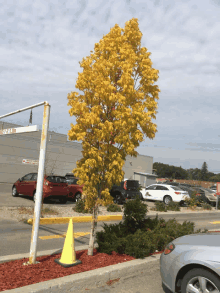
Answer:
(54, 219, 82, 267)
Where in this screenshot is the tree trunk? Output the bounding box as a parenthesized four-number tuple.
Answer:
(87, 205, 98, 255)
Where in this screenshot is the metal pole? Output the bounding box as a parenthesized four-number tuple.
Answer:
(0, 101, 45, 119)
(28, 102, 50, 264)
(216, 194, 219, 210)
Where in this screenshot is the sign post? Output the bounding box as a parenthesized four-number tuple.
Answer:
(0, 101, 50, 265)
(28, 103, 50, 264)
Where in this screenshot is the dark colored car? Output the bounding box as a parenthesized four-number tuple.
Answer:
(110, 179, 142, 204)
(12, 173, 69, 203)
(66, 177, 84, 202)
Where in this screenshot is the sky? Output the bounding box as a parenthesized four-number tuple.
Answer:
(1, 0, 220, 173)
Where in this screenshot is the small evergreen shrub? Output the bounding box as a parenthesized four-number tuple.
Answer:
(96, 215, 208, 258)
(201, 202, 212, 210)
(107, 203, 122, 212)
(123, 195, 148, 233)
(154, 201, 167, 212)
(124, 230, 157, 259)
(72, 199, 93, 214)
(167, 201, 180, 211)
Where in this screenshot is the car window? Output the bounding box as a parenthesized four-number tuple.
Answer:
(22, 174, 34, 181)
(171, 186, 184, 191)
(32, 174, 38, 181)
(46, 176, 66, 183)
(67, 178, 78, 185)
(203, 188, 215, 193)
(146, 185, 157, 190)
(156, 186, 166, 190)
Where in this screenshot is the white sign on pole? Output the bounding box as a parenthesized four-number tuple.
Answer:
(22, 159, 39, 165)
(217, 182, 220, 194)
(0, 125, 39, 135)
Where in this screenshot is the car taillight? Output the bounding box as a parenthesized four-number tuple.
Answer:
(124, 181, 127, 190)
(164, 243, 175, 255)
(175, 192, 181, 194)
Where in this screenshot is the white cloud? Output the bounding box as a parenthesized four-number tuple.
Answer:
(1, 0, 220, 173)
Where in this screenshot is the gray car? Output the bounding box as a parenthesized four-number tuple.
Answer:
(160, 233, 220, 292)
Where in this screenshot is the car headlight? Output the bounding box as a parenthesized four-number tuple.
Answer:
(164, 243, 175, 255)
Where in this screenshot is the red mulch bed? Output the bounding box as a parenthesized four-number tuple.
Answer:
(0, 249, 164, 291)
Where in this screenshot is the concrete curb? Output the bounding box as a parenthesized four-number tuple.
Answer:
(1, 245, 161, 293)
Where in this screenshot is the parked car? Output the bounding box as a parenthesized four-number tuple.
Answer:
(140, 184, 190, 205)
(198, 187, 217, 205)
(160, 233, 220, 293)
(12, 173, 69, 203)
(110, 180, 142, 204)
(210, 185, 217, 192)
(65, 177, 84, 202)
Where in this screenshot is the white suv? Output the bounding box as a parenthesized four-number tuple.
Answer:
(140, 184, 190, 205)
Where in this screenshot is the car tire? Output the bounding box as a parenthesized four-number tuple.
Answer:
(181, 268, 220, 293)
(139, 193, 144, 201)
(59, 197, 67, 204)
(33, 191, 45, 203)
(113, 193, 123, 205)
(163, 195, 172, 205)
(33, 191, 36, 203)
(75, 193, 81, 202)
(12, 186, 19, 197)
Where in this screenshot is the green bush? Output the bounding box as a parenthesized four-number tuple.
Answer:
(154, 201, 167, 212)
(72, 199, 93, 214)
(124, 230, 157, 259)
(167, 201, 180, 211)
(123, 195, 148, 233)
(107, 203, 122, 212)
(201, 202, 212, 210)
(96, 213, 208, 258)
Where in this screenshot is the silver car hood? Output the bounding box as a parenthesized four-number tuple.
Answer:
(173, 233, 220, 247)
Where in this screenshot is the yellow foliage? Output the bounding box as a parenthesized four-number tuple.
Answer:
(67, 17, 160, 211)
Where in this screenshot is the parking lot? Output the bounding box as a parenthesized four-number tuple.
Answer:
(0, 182, 156, 208)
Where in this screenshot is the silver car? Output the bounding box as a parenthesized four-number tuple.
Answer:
(160, 233, 220, 292)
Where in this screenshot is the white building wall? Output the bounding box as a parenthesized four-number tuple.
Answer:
(0, 121, 153, 184)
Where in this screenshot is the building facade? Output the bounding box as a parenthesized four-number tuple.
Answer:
(0, 121, 154, 184)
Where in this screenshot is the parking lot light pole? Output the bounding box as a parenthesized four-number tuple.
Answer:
(28, 102, 50, 264)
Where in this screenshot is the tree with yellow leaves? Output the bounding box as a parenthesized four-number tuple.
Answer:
(67, 18, 160, 255)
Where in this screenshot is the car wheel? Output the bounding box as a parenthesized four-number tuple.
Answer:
(113, 193, 123, 205)
(139, 193, 144, 201)
(59, 197, 67, 204)
(33, 191, 36, 203)
(181, 268, 220, 293)
(75, 193, 81, 202)
(163, 195, 172, 205)
(12, 186, 19, 197)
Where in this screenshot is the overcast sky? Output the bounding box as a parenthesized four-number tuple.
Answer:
(1, 0, 220, 173)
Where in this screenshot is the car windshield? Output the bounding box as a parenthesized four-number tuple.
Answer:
(66, 178, 78, 185)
